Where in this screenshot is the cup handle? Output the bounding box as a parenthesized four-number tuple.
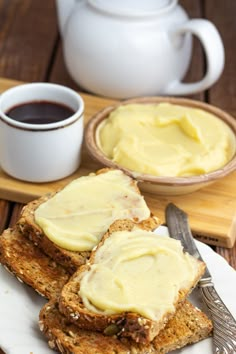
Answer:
(165, 19, 225, 95)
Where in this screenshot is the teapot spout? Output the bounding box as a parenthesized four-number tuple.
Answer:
(56, 0, 76, 35)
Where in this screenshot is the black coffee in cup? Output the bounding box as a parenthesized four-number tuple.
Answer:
(6, 101, 75, 124)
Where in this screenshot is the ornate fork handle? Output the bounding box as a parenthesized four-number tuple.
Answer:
(200, 281, 236, 353)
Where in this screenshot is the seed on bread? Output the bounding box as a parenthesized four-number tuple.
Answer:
(104, 324, 120, 336)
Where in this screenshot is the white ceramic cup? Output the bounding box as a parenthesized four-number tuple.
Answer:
(0, 83, 84, 183)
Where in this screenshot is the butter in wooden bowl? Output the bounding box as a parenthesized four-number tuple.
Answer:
(85, 97, 236, 195)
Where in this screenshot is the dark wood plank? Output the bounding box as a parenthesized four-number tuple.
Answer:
(179, 0, 205, 101)
(215, 246, 236, 270)
(0, 0, 58, 82)
(204, 0, 236, 116)
(8, 203, 24, 227)
(0, 200, 11, 233)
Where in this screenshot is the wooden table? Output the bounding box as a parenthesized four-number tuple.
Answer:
(0, 1, 235, 352)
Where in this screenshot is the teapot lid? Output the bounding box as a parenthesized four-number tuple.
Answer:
(88, 0, 177, 17)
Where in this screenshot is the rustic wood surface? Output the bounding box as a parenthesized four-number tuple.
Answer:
(0, 1, 235, 352)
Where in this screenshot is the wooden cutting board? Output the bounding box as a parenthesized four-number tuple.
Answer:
(0, 78, 235, 248)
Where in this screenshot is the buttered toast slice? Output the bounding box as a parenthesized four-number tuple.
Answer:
(17, 169, 160, 274)
(40, 300, 212, 354)
(0, 227, 70, 299)
(59, 220, 206, 344)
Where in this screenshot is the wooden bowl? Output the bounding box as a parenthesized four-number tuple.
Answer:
(85, 97, 236, 195)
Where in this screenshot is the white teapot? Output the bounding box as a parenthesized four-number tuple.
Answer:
(56, 0, 225, 99)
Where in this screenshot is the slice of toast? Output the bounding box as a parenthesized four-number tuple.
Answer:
(59, 220, 206, 344)
(39, 300, 213, 354)
(17, 193, 90, 275)
(0, 227, 70, 299)
(17, 168, 160, 274)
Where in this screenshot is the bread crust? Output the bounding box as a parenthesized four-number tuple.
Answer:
(17, 193, 91, 274)
(39, 300, 213, 354)
(17, 168, 160, 274)
(0, 227, 70, 299)
(59, 220, 206, 344)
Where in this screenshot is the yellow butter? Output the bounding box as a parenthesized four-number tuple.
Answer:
(97, 103, 236, 177)
(34, 170, 150, 251)
(79, 229, 200, 321)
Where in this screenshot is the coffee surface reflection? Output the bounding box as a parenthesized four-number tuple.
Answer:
(6, 101, 75, 124)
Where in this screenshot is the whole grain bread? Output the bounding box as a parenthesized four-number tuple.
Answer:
(59, 220, 206, 344)
(0, 227, 70, 299)
(17, 193, 91, 275)
(17, 168, 160, 274)
(39, 300, 213, 354)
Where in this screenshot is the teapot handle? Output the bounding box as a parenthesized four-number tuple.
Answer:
(165, 19, 225, 95)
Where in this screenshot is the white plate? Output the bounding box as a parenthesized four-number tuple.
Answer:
(0, 226, 235, 354)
